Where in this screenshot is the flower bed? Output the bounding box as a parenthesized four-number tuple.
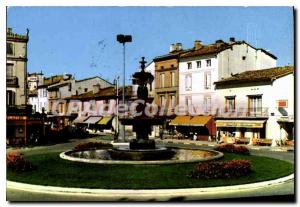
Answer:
(214, 144, 250, 154)
(73, 142, 113, 151)
(189, 159, 252, 179)
(7, 151, 34, 172)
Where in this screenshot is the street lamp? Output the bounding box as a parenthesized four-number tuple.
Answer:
(116, 34, 132, 141)
(113, 76, 119, 141)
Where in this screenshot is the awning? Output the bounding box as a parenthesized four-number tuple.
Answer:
(84, 116, 103, 124)
(98, 116, 113, 125)
(169, 115, 212, 127)
(73, 116, 89, 124)
(216, 120, 266, 128)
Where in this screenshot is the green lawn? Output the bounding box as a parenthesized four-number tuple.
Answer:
(7, 152, 294, 189)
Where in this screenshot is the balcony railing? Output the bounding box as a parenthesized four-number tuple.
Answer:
(217, 107, 269, 118)
(7, 76, 18, 87)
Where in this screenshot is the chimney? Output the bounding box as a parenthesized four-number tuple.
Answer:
(194, 40, 202, 50)
(176, 43, 182, 51)
(93, 84, 101, 94)
(170, 44, 176, 52)
(170, 43, 183, 52)
(215, 39, 224, 44)
(229, 37, 235, 43)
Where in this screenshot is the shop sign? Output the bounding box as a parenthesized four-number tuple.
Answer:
(216, 121, 263, 128)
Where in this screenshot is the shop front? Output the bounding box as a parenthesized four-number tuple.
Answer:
(215, 119, 267, 144)
(169, 115, 216, 141)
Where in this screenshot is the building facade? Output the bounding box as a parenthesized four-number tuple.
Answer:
(27, 72, 44, 113)
(178, 38, 277, 112)
(6, 28, 29, 106)
(214, 66, 294, 145)
(74, 76, 113, 95)
(153, 44, 184, 114)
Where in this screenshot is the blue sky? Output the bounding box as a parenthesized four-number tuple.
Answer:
(7, 7, 294, 84)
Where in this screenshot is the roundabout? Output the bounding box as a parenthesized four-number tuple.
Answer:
(6, 138, 294, 201)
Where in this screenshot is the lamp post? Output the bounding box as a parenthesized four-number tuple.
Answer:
(117, 34, 132, 141)
(114, 76, 119, 141)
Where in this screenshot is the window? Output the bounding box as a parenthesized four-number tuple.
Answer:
(248, 95, 262, 115)
(160, 95, 165, 106)
(84, 88, 88, 92)
(170, 95, 175, 108)
(103, 100, 110, 111)
(7, 43, 13, 55)
(160, 66, 164, 70)
(171, 64, 174, 68)
(196, 61, 201, 68)
(43, 89, 47, 97)
(204, 96, 211, 113)
(59, 103, 64, 113)
(185, 75, 192, 91)
(69, 84, 72, 92)
(170, 72, 176, 87)
(160, 73, 165, 88)
(206, 59, 211, 67)
(187, 62, 192, 69)
(225, 96, 235, 112)
(6, 90, 15, 106)
(204, 72, 211, 89)
(6, 64, 13, 77)
(242, 56, 246, 60)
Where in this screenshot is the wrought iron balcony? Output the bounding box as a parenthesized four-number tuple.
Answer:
(6, 76, 19, 87)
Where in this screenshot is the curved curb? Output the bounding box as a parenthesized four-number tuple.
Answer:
(59, 149, 223, 165)
(7, 174, 294, 201)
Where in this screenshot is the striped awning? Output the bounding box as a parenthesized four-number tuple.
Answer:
(98, 116, 113, 125)
(83, 116, 102, 124)
(169, 116, 212, 127)
(216, 120, 266, 128)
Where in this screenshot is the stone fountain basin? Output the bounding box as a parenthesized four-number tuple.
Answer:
(60, 147, 223, 165)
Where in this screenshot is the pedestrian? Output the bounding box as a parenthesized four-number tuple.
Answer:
(159, 127, 164, 140)
(193, 133, 197, 141)
(217, 130, 221, 144)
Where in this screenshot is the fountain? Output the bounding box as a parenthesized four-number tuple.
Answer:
(108, 57, 174, 160)
(60, 57, 223, 164)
